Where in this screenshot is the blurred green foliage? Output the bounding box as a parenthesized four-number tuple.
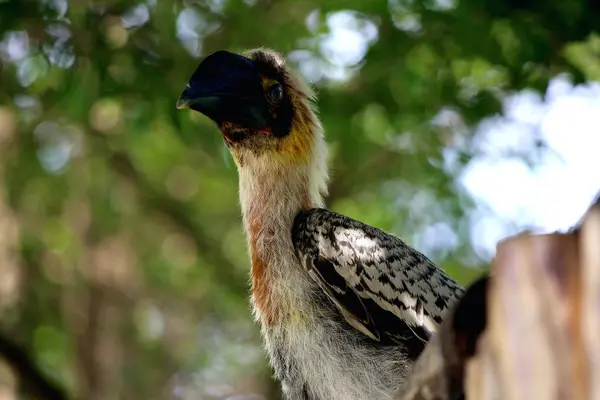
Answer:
(0, 0, 598, 398)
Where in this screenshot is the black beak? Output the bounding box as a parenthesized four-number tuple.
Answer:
(176, 51, 271, 128)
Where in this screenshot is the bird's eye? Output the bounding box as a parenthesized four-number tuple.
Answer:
(267, 83, 283, 103)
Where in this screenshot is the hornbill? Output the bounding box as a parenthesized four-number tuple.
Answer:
(176, 48, 465, 400)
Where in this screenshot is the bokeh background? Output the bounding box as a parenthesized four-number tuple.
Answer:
(1, 0, 599, 399)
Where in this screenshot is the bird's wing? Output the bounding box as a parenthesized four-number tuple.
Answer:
(292, 208, 465, 355)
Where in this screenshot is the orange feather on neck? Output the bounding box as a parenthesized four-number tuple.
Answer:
(249, 221, 277, 326)
(246, 171, 314, 327)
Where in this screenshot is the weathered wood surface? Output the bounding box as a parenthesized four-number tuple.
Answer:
(398, 196, 600, 400)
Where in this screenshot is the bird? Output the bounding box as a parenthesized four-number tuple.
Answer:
(176, 48, 465, 400)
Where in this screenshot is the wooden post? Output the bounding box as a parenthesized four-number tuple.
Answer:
(398, 198, 600, 400)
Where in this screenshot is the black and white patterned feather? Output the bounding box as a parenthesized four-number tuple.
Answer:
(292, 208, 465, 354)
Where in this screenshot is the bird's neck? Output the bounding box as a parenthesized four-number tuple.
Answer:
(237, 133, 329, 325)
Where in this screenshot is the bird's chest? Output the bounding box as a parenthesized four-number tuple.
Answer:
(248, 231, 310, 326)
(262, 307, 408, 400)
(249, 248, 408, 400)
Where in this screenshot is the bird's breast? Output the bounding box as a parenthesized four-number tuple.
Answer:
(248, 223, 314, 328)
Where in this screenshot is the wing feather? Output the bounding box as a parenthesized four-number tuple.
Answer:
(292, 208, 465, 356)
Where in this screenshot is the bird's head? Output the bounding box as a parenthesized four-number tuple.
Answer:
(176, 48, 322, 167)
